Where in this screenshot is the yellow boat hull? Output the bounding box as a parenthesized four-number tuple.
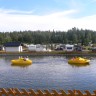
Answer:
(11, 58, 32, 65)
(68, 57, 90, 64)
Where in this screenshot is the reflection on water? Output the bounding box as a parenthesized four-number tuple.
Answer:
(0, 55, 96, 92)
(11, 64, 32, 68)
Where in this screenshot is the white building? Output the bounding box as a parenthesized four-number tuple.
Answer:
(28, 44, 36, 51)
(4, 42, 22, 52)
(65, 44, 74, 51)
(36, 44, 46, 52)
(28, 44, 47, 52)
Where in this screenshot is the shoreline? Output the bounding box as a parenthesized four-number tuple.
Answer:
(0, 51, 96, 56)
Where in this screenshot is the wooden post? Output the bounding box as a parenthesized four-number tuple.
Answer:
(7, 88, 16, 96)
(76, 90, 85, 96)
(44, 90, 53, 96)
(52, 90, 61, 96)
(14, 88, 23, 96)
(85, 90, 92, 96)
(60, 90, 68, 96)
(0, 88, 9, 96)
(37, 90, 45, 96)
(21, 88, 30, 96)
(68, 90, 75, 96)
(29, 89, 38, 96)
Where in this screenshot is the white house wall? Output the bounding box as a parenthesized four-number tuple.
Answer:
(28, 44, 46, 52)
(19, 46, 23, 52)
(36, 44, 46, 51)
(36, 47, 46, 52)
(5, 46, 22, 52)
(28, 45, 36, 51)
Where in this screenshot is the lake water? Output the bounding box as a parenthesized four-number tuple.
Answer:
(0, 55, 96, 92)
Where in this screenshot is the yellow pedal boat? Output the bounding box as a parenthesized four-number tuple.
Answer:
(11, 57, 32, 65)
(68, 57, 90, 64)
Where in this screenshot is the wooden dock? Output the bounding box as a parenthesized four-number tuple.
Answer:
(0, 88, 96, 96)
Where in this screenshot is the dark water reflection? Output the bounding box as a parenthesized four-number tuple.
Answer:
(0, 55, 96, 92)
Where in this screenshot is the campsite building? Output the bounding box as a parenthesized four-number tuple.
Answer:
(4, 42, 22, 52)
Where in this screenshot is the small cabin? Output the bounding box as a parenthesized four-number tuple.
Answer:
(4, 42, 22, 52)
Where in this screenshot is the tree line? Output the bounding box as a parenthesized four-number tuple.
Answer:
(0, 27, 96, 46)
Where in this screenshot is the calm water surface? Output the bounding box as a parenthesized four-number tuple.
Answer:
(0, 55, 96, 91)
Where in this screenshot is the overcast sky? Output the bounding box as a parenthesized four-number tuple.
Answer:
(0, 0, 96, 32)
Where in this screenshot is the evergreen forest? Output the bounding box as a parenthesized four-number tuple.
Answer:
(0, 27, 96, 46)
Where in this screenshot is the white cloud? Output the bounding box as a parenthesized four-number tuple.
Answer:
(0, 8, 34, 14)
(75, 15, 96, 30)
(0, 8, 96, 32)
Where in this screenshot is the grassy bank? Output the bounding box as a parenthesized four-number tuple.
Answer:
(0, 51, 96, 56)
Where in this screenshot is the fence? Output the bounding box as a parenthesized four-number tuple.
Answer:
(0, 88, 96, 96)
